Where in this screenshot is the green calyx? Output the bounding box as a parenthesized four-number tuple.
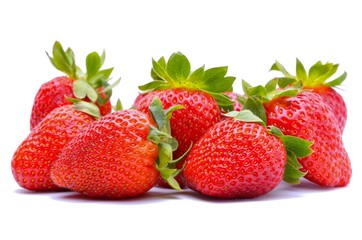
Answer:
(270, 58, 347, 88)
(240, 78, 302, 124)
(268, 126, 312, 184)
(147, 97, 186, 190)
(139, 52, 236, 111)
(47, 41, 120, 109)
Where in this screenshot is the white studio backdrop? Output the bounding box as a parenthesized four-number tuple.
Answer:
(1, 1, 361, 239)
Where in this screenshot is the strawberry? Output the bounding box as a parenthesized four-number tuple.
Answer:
(12, 104, 98, 191)
(270, 59, 347, 133)
(133, 52, 235, 187)
(241, 79, 352, 187)
(50, 98, 183, 199)
(183, 110, 312, 199)
(223, 92, 244, 112)
(30, 41, 119, 129)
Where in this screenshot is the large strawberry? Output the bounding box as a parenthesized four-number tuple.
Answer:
(30, 41, 119, 129)
(12, 103, 99, 191)
(51, 98, 183, 199)
(133, 52, 235, 187)
(241, 79, 351, 187)
(183, 110, 312, 199)
(270, 59, 347, 133)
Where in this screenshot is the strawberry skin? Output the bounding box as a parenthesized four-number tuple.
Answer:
(51, 109, 160, 199)
(305, 85, 347, 133)
(30, 76, 74, 129)
(224, 92, 244, 112)
(264, 91, 351, 186)
(183, 118, 286, 199)
(12, 105, 95, 191)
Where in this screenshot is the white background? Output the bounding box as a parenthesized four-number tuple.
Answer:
(1, 0, 361, 239)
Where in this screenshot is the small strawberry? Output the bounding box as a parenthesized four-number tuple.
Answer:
(12, 103, 99, 191)
(183, 110, 312, 199)
(133, 52, 235, 187)
(30, 41, 119, 129)
(241, 79, 351, 187)
(51, 98, 183, 199)
(224, 92, 244, 112)
(270, 59, 347, 133)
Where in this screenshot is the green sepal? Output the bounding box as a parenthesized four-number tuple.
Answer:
(271, 58, 347, 88)
(269, 125, 313, 184)
(147, 97, 184, 190)
(46, 41, 77, 78)
(166, 52, 191, 81)
(66, 97, 101, 119)
(283, 150, 307, 184)
(113, 98, 123, 111)
(239, 96, 267, 124)
(73, 79, 99, 103)
(141, 52, 236, 109)
(86, 51, 103, 80)
(270, 60, 294, 78)
(225, 109, 265, 126)
(325, 71, 347, 87)
(46, 41, 120, 110)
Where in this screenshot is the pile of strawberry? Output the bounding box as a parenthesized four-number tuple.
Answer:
(11, 42, 352, 199)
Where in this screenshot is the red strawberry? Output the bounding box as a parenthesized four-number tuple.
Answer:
(51, 98, 182, 199)
(242, 79, 351, 187)
(270, 59, 347, 133)
(12, 104, 97, 191)
(30, 41, 119, 129)
(133, 52, 236, 187)
(183, 110, 312, 199)
(223, 92, 244, 112)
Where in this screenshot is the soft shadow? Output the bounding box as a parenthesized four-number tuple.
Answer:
(49, 187, 187, 205)
(177, 179, 345, 203)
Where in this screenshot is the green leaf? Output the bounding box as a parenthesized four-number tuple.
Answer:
(268, 125, 284, 137)
(149, 97, 167, 131)
(152, 58, 172, 82)
(276, 77, 296, 88)
(47, 41, 76, 78)
(113, 98, 123, 111)
(274, 88, 300, 98)
(325, 71, 347, 87)
(187, 66, 205, 85)
(73, 80, 98, 102)
(237, 98, 266, 124)
(203, 66, 228, 84)
(308, 61, 338, 84)
(101, 77, 121, 94)
(280, 135, 313, 158)
(265, 78, 278, 93)
(157, 142, 173, 169)
(270, 60, 294, 78)
(86, 51, 102, 80)
(296, 58, 307, 82)
(67, 98, 101, 119)
(138, 80, 171, 92)
(166, 52, 191, 81)
(208, 92, 234, 109)
(225, 109, 265, 126)
(283, 150, 306, 184)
